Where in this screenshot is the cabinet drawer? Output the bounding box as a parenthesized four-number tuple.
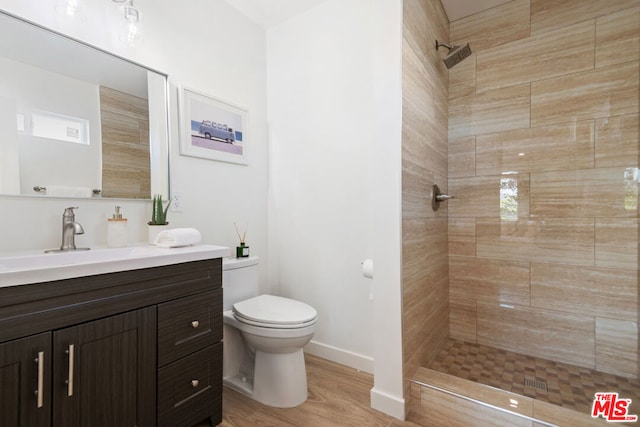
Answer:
(157, 290, 222, 366)
(157, 343, 222, 427)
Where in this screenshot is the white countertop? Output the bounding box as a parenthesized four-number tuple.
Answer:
(0, 244, 230, 288)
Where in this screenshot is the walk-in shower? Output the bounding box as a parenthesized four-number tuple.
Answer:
(403, 0, 639, 424)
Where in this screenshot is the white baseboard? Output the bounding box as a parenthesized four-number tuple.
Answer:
(370, 387, 406, 420)
(304, 340, 374, 374)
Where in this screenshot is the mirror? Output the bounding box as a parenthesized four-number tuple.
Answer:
(0, 10, 169, 200)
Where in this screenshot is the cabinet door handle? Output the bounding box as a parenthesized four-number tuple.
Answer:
(34, 351, 44, 408)
(191, 320, 200, 328)
(65, 344, 74, 397)
(191, 379, 199, 388)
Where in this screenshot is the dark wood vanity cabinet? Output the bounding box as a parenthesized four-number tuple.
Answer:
(51, 307, 157, 427)
(0, 333, 51, 427)
(157, 290, 223, 427)
(0, 258, 223, 427)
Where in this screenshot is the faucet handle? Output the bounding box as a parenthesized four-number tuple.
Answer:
(63, 207, 79, 218)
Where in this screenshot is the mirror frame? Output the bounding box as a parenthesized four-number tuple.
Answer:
(0, 9, 170, 200)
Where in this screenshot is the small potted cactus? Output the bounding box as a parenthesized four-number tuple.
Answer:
(148, 194, 171, 244)
(149, 194, 171, 226)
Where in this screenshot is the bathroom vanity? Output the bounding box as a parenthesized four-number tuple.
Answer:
(0, 245, 228, 427)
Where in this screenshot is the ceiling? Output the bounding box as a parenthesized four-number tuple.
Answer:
(440, 0, 512, 21)
(224, 0, 329, 29)
(223, 0, 512, 28)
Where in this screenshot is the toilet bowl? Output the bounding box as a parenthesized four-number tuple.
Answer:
(222, 257, 317, 408)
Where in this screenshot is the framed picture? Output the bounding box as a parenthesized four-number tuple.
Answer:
(178, 86, 248, 165)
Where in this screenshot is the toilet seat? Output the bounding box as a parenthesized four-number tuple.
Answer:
(232, 294, 317, 329)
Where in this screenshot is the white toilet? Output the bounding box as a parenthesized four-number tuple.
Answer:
(222, 256, 317, 408)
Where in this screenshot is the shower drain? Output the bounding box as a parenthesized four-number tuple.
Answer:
(524, 376, 548, 392)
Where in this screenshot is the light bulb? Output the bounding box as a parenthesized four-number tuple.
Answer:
(127, 21, 139, 43)
(124, 5, 139, 22)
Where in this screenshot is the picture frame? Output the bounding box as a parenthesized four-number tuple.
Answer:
(178, 86, 248, 165)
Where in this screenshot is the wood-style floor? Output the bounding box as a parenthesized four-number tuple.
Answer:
(218, 354, 422, 426)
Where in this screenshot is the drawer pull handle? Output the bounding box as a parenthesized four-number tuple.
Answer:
(35, 351, 44, 408)
(191, 379, 200, 388)
(191, 320, 200, 328)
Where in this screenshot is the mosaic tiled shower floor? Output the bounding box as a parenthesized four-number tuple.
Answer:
(428, 339, 640, 415)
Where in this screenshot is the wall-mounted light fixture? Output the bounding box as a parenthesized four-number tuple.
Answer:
(111, 0, 142, 46)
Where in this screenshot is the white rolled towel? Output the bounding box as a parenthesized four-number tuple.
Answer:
(153, 227, 202, 248)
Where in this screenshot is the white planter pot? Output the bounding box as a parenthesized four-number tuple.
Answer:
(148, 224, 169, 245)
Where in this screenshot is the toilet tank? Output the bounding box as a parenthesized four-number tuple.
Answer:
(222, 256, 260, 310)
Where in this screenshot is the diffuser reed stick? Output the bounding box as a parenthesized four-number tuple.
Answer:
(234, 222, 247, 244)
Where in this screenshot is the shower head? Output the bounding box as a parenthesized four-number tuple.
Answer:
(435, 40, 472, 69)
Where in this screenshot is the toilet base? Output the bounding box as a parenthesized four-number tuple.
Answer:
(223, 374, 254, 396)
(224, 348, 308, 408)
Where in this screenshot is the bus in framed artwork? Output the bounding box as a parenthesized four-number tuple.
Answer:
(179, 86, 248, 165)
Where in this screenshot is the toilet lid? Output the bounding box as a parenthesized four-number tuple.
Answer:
(232, 294, 317, 326)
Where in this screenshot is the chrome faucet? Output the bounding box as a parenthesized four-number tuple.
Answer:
(46, 207, 90, 252)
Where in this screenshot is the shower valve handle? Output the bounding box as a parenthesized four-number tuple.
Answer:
(432, 185, 455, 211)
(436, 194, 454, 202)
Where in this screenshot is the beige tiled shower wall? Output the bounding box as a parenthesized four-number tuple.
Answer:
(402, 0, 450, 385)
(100, 86, 150, 199)
(448, 0, 640, 379)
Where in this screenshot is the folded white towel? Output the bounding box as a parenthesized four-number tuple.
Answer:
(47, 185, 92, 198)
(154, 227, 202, 248)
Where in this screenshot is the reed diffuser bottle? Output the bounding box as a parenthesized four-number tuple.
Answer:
(234, 222, 249, 257)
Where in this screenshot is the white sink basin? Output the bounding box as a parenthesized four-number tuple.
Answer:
(0, 244, 230, 288)
(0, 247, 144, 271)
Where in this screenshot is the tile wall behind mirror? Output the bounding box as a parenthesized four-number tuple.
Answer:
(0, 10, 169, 200)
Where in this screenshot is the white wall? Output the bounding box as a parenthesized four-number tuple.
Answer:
(369, 0, 404, 418)
(267, 0, 405, 417)
(0, 57, 102, 193)
(0, 0, 269, 288)
(0, 97, 20, 194)
(267, 0, 375, 371)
